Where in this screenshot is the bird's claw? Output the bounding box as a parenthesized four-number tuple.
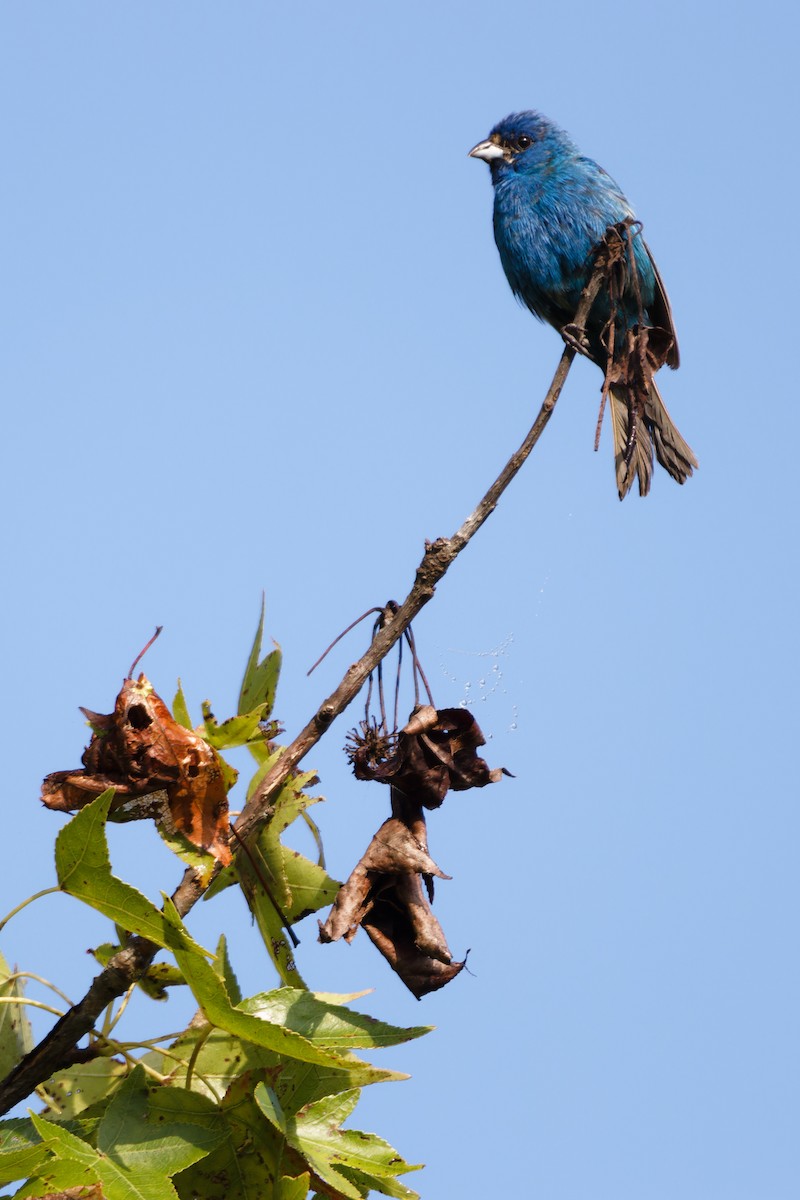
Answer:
(561, 323, 592, 357)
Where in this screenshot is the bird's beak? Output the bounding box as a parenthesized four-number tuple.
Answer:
(469, 139, 504, 163)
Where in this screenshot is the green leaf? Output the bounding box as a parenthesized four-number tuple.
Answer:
(238, 599, 282, 720)
(27, 1111, 101, 1167)
(236, 853, 308, 989)
(202, 701, 272, 752)
(279, 1172, 310, 1200)
(201, 857, 240, 900)
(156, 824, 218, 888)
(90, 941, 185, 1000)
(174, 1070, 284, 1200)
(171, 680, 193, 730)
(281, 847, 339, 924)
(12, 1154, 101, 1197)
(138, 961, 187, 1002)
(162, 903, 375, 1074)
(245, 746, 282, 803)
(237, 990, 429, 1052)
(0, 1119, 51, 1187)
(55, 790, 211, 959)
(30, 1066, 225, 1200)
(215, 934, 242, 1007)
(153, 1021, 406, 1115)
(338, 1165, 422, 1200)
(256, 1086, 422, 1200)
(234, 760, 336, 982)
(255, 769, 323, 910)
(39, 1057, 128, 1120)
(0, 952, 33, 1078)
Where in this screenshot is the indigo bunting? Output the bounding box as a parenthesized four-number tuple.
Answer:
(470, 111, 697, 498)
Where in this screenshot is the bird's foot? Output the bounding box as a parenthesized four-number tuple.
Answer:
(561, 323, 592, 357)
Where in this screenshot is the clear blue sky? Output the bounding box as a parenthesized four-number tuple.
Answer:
(2, 3, 798, 1197)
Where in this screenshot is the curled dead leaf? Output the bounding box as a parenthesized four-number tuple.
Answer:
(41, 674, 233, 866)
(347, 705, 507, 809)
(319, 807, 467, 998)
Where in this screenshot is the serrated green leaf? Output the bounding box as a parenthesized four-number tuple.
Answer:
(238, 990, 429, 1052)
(256, 1086, 422, 1200)
(215, 934, 242, 1007)
(31, 1067, 225, 1200)
(172, 681, 193, 730)
(236, 853, 307, 989)
(242, 766, 324, 916)
(55, 790, 211, 959)
(0, 1119, 40, 1151)
(238, 600, 282, 720)
(28, 1112, 98, 1168)
(143, 1082, 225, 1135)
(201, 857, 239, 900)
(279, 1172, 310, 1200)
(202, 702, 271, 752)
(235, 760, 335, 980)
(281, 847, 340, 923)
(175, 1073, 286, 1200)
(138, 961, 186, 1001)
(0, 1119, 51, 1187)
(245, 746, 283, 803)
(162, 903, 370, 1074)
(89, 941, 119, 967)
(90, 942, 185, 1001)
(155, 1022, 406, 1115)
(255, 1085, 285, 1132)
(0, 952, 33, 1078)
(12, 1154, 101, 1197)
(262, 772, 323, 904)
(338, 1164, 421, 1200)
(156, 823, 218, 887)
(39, 1057, 128, 1120)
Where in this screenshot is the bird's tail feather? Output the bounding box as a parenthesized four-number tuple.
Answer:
(608, 382, 698, 500)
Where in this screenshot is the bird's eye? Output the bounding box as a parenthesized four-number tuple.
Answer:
(517, 135, 532, 150)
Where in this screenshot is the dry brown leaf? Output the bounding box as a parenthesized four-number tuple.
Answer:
(348, 705, 506, 809)
(318, 807, 467, 998)
(41, 674, 232, 866)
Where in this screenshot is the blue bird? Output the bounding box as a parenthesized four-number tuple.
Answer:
(470, 111, 697, 498)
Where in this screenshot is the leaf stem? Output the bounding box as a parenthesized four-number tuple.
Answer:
(0, 887, 60, 934)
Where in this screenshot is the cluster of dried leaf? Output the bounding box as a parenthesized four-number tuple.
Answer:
(319, 705, 506, 998)
(41, 675, 233, 867)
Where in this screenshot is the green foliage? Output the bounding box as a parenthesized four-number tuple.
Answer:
(90, 943, 185, 1002)
(21, 1067, 226, 1199)
(238, 597, 282, 719)
(236, 762, 341, 988)
(38, 1057, 129, 1119)
(256, 1085, 422, 1200)
(0, 953, 33, 1079)
(55, 789, 211, 959)
(0, 610, 425, 1198)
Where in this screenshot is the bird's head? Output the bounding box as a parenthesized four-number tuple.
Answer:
(469, 110, 576, 179)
